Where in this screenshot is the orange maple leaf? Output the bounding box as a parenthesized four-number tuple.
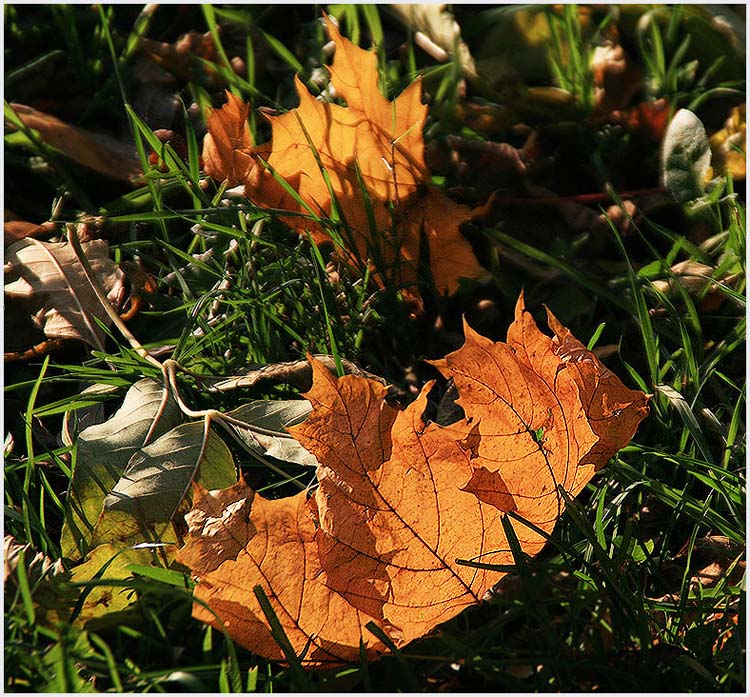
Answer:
(202, 93, 258, 188)
(201, 14, 486, 300)
(176, 293, 648, 667)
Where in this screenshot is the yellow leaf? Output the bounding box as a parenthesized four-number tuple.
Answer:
(709, 104, 746, 180)
(201, 13, 487, 302)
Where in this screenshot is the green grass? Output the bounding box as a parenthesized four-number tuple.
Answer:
(4, 3, 745, 692)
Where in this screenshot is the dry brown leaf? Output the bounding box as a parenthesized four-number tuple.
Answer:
(610, 99, 671, 142)
(201, 14, 486, 300)
(178, 480, 389, 664)
(5, 535, 73, 625)
(5, 534, 66, 585)
(391, 4, 478, 81)
(137, 31, 219, 85)
(4, 220, 42, 245)
(590, 34, 641, 114)
(7, 103, 140, 183)
(652, 260, 739, 312)
(177, 293, 648, 666)
(4, 211, 59, 246)
(202, 93, 258, 188)
(4, 238, 125, 350)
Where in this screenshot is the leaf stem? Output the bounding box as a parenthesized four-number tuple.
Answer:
(66, 223, 161, 369)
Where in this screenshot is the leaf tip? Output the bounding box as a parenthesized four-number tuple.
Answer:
(514, 289, 527, 320)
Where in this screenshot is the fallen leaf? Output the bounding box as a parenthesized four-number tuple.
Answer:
(5, 535, 73, 625)
(452, 101, 516, 137)
(6, 103, 140, 182)
(708, 610, 740, 654)
(396, 187, 486, 296)
(433, 294, 649, 527)
(4, 220, 42, 245)
(177, 481, 389, 665)
(202, 93, 258, 188)
(61, 379, 182, 560)
(60, 383, 121, 447)
(5, 535, 66, 584)
(68, 543, 157, 629)
(610, 99, 670, 142)
(82, 422, 237, 619)
(511, 301, 652, 470)
(651, 260, 739, 312)
(3, 212, 54, 245)
(436, 134, 527, 198)
(229, 400, 318, 467)
(102, 420, 237, 534)
(5, 238, 126, 352)
(590, 35, 641, 114)
(61, 384, 239, 626)
(202, 15, 486, 301)
(137, 31, 220, 85)
(177, 293, 648, 666)
(709, 104, 746, 180)
(391, 4, 478, 82)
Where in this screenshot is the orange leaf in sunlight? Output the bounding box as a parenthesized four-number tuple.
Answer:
(202, 93, 261, 188)
(177, 293, 649, 667)
(201, 14, 486, 301)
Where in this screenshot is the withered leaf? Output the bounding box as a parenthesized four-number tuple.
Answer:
(178, 293, 648, 666)
(391, 4, 478, 81)
(202, 92, 257, 188)
(137, 31, 220, 86)
(651, 260, 740, 312)
(709, 104, 746, 180)
(5, 238, 126, 351)
(7, 103, 140, 182)
(3, 212, 51, 245)
(178, 481, 389, 665)
(201, 14, 486, 301)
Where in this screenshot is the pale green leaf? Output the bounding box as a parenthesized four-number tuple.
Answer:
(103, 422, 236, 523)
(229, 400, 318, 467)
(61, 379, 182, 561)
(69, 543, 156, 630)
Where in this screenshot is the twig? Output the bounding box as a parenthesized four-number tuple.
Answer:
(207, 354, 398, 397)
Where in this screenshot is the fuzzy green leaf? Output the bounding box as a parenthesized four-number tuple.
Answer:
(103, 422, 236, 523)
(61, 379, 182, 561)
(229, 400, 318, 466)
(661, 108, 711, 204)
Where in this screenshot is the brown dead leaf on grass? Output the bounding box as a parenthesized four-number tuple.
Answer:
(590, 30, 641, 115)
(651, 260, 740, 311)
(177, 293, 648, 666)
(7, 103, 141, 182)
(5, 535, 74, 626)
(202, 94, 257, 188)
(3, 212, 57, 245)
(4, 238, 126, 352)
(391, 4, 478, 82)
(137, 31, 218, 84)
